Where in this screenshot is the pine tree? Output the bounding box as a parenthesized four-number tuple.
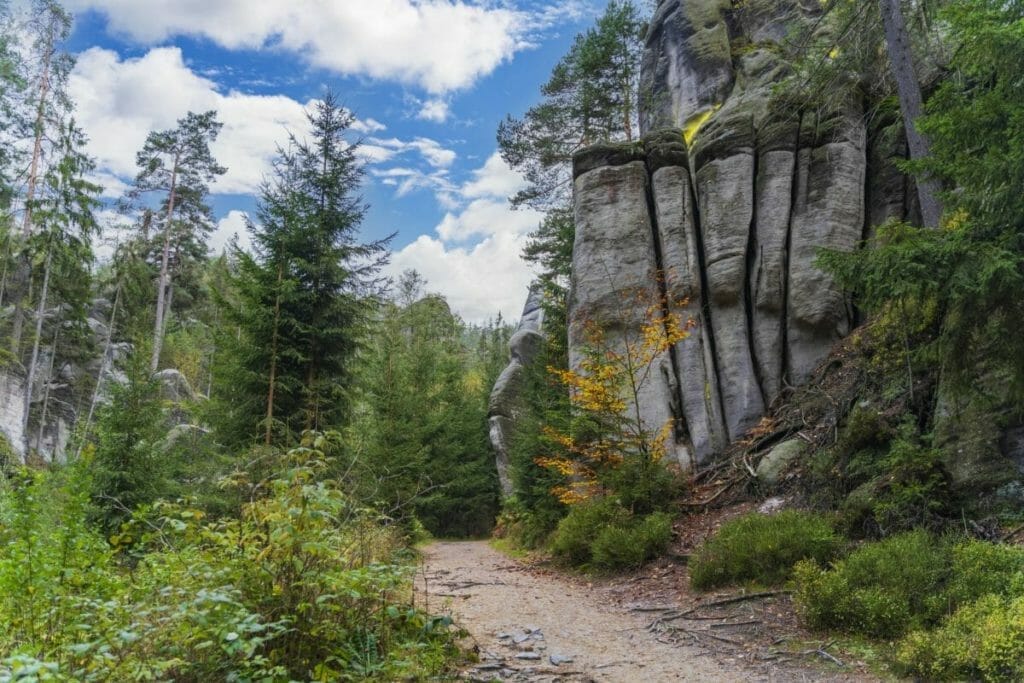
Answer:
(21, 118, 98, 454)
(497, 0, 645, 211)
(218, 93, 389, 445)
(128, 110, 225, 373)
(8, 0, 75, 356)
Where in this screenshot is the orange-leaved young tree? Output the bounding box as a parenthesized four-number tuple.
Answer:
(537, 286, 690, 512)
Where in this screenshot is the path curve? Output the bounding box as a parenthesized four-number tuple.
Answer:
(417, 541, 742, 682)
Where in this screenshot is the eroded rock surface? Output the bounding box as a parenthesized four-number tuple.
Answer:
(569, 0, 914, 466)
(489, 285, 545, 495)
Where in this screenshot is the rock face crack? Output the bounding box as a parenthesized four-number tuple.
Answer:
(643, 157, 689, 449)
(684, 156, 731, 451)
(743, 138, 768, 408)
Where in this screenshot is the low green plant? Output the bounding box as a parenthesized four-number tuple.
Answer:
(549, 498, 672, 570)
(0, 433, 460, 681)
(550, 497, 630, 565)
(591, 512, 673, 570)
(794, 530, 951, 638)
(943, 540, 1024, 608)
(897, 592, 1024, 682)
(689, 510, 843, 590)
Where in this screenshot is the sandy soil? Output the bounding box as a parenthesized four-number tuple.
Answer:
(416, 540, 877, 682)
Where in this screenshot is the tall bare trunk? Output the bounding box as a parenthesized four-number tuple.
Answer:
(22, 245, 53, 452)
(150, 155, 180, 373)
(10, 22, 55, 357)
(879, 0, 943, 228)
(265, 262, 284, 445)
(77, 282, 120, 459)
(34, 321, 60, 456)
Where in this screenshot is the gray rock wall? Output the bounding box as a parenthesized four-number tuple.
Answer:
(488, 285, 546, 496)
(568, 0, 910, 467)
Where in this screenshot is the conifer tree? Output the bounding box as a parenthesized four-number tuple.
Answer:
(218, 93, 389, 445)
(21, 118, 98, 453)
(497, 0, 645, 211)
(8, 0, 74, 356)
(129, 110, 225, 373)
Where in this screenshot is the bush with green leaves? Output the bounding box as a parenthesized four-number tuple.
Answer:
(0, 433, 459, 681)
(793, 530, 950, 638)
(795, 532, 1024, 643)
(897, 592, 1024, 682)
(550, 497, 672, 570)
(591, 512, 673, 570)
(689, 510, 843, 591)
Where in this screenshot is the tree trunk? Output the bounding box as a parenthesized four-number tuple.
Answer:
(22, 244, 53, 452)
(265, 262, 283, 445)
(78, 282, 121, 458)
(878, 0, 943, 228)
(9, 34, 55, 358)
(34, 322, 60, 455)
(150, 155, 180, 373)
(10, 16, 56, 356)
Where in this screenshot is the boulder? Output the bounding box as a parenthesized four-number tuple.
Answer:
(155, 368, 196, 403)
(755, 439, 805, 486)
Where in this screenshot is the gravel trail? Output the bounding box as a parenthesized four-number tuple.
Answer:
(417, 540, 746, 682)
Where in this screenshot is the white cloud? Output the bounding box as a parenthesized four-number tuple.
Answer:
(210, 210, 252, 254)
(67, 0, 536, 93)
(351, 117, 386, 134)
(369, 136, 457, 169)
(386, 150, 543, 322)
(387, 231, 537, 323)
(69, 47, 455, 199)
(461, 151, 526, 199)
(70, 46, 312, 196)
(435, 197, 541, 242)
(417, 98, 450, 123)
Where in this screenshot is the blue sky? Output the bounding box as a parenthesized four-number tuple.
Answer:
(60, 0, 605, 322)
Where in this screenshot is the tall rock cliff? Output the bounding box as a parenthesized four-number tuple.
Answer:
(570, 0, 916, 467)
(488, 285, 546, 495)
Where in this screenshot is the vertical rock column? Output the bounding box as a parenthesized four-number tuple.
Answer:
(488, 285, 546, 497)
(570, 155, 689, 467)
(694, 151, 766, 440)
(786, 112, 867, 384)
(647, 136, 728, 463)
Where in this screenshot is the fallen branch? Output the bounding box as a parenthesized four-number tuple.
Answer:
(1001, 522, 1024, 542)
(797, 641, 845, 668)
(629, 605, 680, 613)
(679, 590, 791, 615)
(710, 620, 762, 629)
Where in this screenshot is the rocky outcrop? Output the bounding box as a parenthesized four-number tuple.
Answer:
(569, 0, 914, 467)
(488, 285, 546, 495)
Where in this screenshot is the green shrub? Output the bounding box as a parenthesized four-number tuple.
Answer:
(550, 497, 629, 565)
(942, 540, 1024, 607)
(602, 455, 680, 515)
(0, 434, 459, 681)
(689, 510, 843, 590)
(794, 530, 951, 638)
(898, 593, 1024, 682)
(591, 512, 673, 570)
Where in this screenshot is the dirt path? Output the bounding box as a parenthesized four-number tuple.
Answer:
(417, 541, 868, 682)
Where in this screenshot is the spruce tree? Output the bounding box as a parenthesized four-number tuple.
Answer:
(218, 92, 389, 445)
(21, 118, 98, 455)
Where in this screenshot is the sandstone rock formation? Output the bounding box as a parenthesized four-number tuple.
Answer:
(569, 0, 915, 467)
(488, 285, 545, 496)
